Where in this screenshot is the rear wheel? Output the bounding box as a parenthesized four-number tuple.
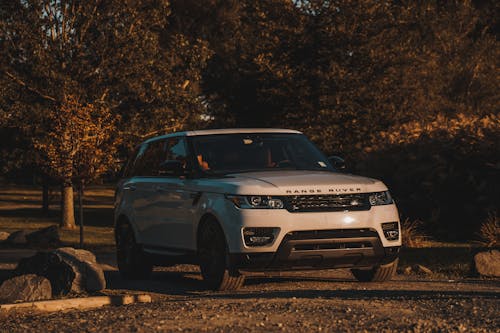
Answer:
(198, 219, 244, 291)
(116, 222, 152, 280)
(351, 258, 399, 282)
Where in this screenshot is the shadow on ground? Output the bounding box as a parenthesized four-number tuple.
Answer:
(104, 270, 500, 300)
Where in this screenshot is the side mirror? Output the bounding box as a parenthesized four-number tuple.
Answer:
(158, 160, 186, 176)
(328, 156, 347, 171)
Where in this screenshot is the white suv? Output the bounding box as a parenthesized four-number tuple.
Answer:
(114, 129, 401, 290)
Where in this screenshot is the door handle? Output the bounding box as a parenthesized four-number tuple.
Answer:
(123, 185, 136, 191)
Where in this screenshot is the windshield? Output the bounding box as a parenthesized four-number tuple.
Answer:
(190, 133, 335, 175)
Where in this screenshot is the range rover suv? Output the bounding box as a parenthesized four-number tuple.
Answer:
(114, 129, 401, 290)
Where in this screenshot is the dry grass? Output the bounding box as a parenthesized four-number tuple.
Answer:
(400, 218, 430, 248)
(476, 211, 499, 248)
(398, 245, 475, 279)
(0, 185, 115, 252)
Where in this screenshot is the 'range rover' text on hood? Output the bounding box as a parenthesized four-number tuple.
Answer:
(194, 170, 388, 195)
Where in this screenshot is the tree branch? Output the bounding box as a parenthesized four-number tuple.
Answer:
(3, 71, 57, 102)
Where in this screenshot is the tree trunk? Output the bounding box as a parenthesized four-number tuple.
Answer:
(78, 181, 84, 248)
(60, 182, 76, 229)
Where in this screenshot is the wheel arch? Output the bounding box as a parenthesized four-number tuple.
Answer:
(115, 214, 139, 243)
(196, 213, 228, 252)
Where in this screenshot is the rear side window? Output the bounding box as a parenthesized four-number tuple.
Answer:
(126, 136, 190, 177)
(121, 147, 138, 179)
(129, 140, 165, 177)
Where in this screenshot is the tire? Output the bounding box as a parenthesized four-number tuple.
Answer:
(198, 219, 244, 291)
(116, 222, 153, 280)
(351, 258, 399, 282)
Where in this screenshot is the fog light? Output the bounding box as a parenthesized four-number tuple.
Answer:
(381, 222, 399, 241)
(243, 227, 277, 246)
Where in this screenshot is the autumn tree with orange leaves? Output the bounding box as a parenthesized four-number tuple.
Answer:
(1, 0, 211, 228)
(34, 96, 119, 229)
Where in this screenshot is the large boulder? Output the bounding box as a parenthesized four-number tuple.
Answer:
(14, 247, 106, 296)
(26, 225, 62, 248)
(6, 230, 28, 246)
(14, 251, 74, 295)
(53, 247, 106, 292)
(473, 250, 500, 277)
(0, 274, 52, 303)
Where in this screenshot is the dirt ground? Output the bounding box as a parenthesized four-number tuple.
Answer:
(0, 263, 499, 333)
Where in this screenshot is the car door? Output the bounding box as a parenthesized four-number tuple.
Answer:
(147, 136, 198, 250)
(127, 140, 164, 245)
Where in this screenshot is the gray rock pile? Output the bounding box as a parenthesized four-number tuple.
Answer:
(0, 247, 106, 304)
(26, 225, 61, 248)
(1, 225, 61, 248)
(15, 247, 106, 296)
(5, 230, 28, 246)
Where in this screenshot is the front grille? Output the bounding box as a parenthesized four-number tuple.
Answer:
(294, 242, 373, 251)
(276, 228, 382, 260)
(288, 229, 378, 240)
(284, 194, 371, 212)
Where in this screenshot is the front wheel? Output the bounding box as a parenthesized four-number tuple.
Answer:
(351, 258, 399, 282)
(116, 223, 153, 280)
(198, 219, 244, 291)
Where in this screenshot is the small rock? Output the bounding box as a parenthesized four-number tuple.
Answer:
(6, 230, 28, 245)
(0, 231, 10, 242)
(473, 250, 500, 277)
(412, 264, 433, 275)
(403, 266, 413, 275)
(26, 225, 62, 248)
(0, 274, 52, 303)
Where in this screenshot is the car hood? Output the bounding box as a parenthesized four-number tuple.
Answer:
(193, 170, 388, 195)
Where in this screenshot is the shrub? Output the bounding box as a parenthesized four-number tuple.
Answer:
(401, 218, 428, 248)
(357, 113, 500, 240)
(476, 212, 499, 248)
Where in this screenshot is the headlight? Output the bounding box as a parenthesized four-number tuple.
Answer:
(226, 195, 285, 209)
(369, 191, 393, 206)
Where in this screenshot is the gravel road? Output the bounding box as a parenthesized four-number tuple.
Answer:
(1, 265, 499, 333)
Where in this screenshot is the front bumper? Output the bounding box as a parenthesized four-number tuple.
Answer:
(228, 228, 400, 271)
(216, 200, 401, 253)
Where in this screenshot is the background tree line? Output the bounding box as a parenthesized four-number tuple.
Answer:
(1, 0, 498, 239)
